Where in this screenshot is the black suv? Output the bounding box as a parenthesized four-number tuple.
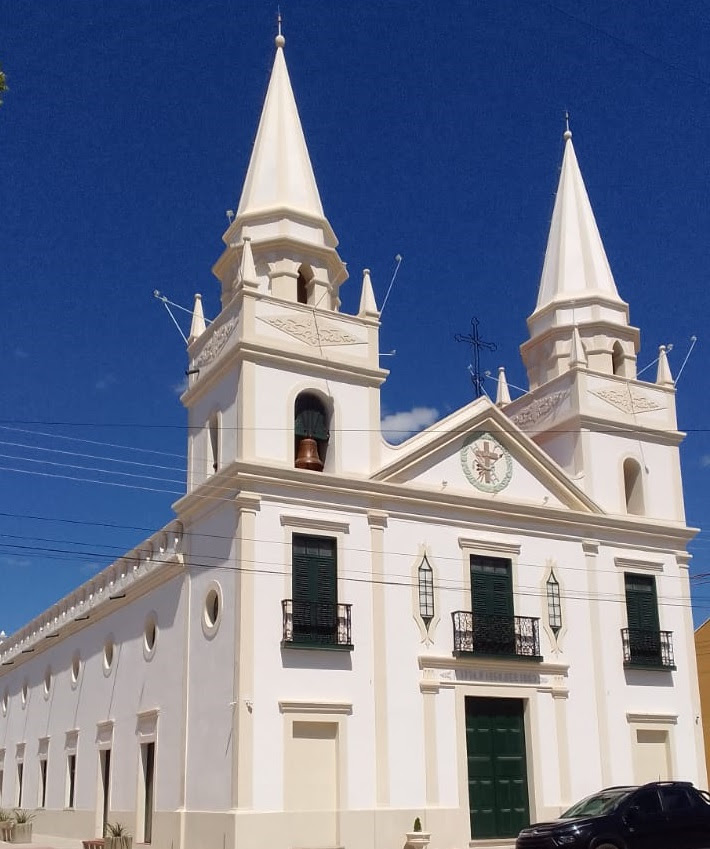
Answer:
(516, 781, 710, 849)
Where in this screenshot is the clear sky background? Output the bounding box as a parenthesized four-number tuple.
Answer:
(1, 0, 709, 634)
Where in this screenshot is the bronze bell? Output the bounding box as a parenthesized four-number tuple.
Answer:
(295, 437, 324, 471)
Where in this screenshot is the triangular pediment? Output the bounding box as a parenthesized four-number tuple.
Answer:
(374, 398, 600, 513)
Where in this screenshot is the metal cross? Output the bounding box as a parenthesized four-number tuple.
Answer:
(455, 317, 497, 398)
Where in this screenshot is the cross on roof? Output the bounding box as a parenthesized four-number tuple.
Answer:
(455, 316, 497, 399)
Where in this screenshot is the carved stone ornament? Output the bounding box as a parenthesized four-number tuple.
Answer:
(591, 388, 664, 414)
(511, 391, 568, 427)
(260, 314, 360, 347)
(460, 431, 513, 494)
(192, 317, 238, 369)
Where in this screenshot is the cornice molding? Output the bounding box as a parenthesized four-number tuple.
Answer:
(626, 712, 678, 725)
(279, 514, 349, 534)
(614, 556, 664, 574)
(0, 521, 186, 675)
(203, 462, 695, 551)
(278, 700, 352, 715)
(458, 538, 521, 556)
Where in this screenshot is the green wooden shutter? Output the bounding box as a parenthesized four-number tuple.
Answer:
(625, 574, 660, 630)
(471, 557, 514, 654)
(625, 573, 661, 663)
(292, 535, 337, 644)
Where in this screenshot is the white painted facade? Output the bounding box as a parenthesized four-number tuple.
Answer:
(0, 30, 704, 849)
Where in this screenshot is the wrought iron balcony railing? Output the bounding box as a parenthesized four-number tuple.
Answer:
(621, 628, 675, 669)
(282, 599, 353, 650)
(452, 611, 542, 660)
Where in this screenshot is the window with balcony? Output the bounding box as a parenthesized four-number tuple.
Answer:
(453, 555, 540, 660)
(282, 534, 351, 650)
(622, 573, 674, 669)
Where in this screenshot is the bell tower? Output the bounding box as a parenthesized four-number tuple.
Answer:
(508, 128, 685, 522)
(180, 31, 387, 494)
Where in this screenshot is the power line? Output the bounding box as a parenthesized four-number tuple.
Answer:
(0, 419, 708, 434)
(0, 425, 185, 459)
(0, 538, 703, 613)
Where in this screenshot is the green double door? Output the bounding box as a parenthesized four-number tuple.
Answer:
(465, 697, 530, 839)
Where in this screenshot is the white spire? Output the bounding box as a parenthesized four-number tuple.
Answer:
(656, 345, 674, 387)
(188, 294, 206, 344)
(569, 325, 587, 367)
(239, 236, 258, 288)
(358, 268, 379, 318)
(235, 35, 325, 227)
(535, 130, 622, 313)
(495, 366, 512, 406)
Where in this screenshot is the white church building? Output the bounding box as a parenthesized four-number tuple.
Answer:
(0, 27, 704, 849)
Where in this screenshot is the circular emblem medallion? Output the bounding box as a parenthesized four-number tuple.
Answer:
(460, 431, 512, 493)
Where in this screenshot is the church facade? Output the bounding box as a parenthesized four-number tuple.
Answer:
(0, 28, 703, 849)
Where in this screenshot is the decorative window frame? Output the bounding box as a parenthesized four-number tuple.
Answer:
(280, 523, 348, 611)
(43, 666, 52, 700)
(540, 559, 567, 652)
(201, 580, 223, 639)
(143, 612, 158, 661)
(626, 712, 677, 780)
(411, 545, 440, 645)
(102, 635, 116, 677)
(458, 537, 521, 610)
(64, 729, 79, 811)
(279, 700, 350, 815)
(70, 652, 81, 690)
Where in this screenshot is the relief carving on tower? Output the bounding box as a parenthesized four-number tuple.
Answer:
(511, 390, 569, 428)
(591, 388, 664, 414)
(259, 314, 360, 347)
(192, 317, 238, 369)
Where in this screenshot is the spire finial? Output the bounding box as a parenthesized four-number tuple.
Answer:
(275, 8, 285, 48)
(563, 110, 572, 142)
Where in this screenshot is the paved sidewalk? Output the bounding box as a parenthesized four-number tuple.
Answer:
(0, 835, 85, 849)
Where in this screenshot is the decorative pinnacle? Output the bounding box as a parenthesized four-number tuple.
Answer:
(275, 8, 285, 48)
(563, 110, 572, 142)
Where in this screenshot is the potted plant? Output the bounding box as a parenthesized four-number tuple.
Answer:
(10, 809, 35, 844)
(0, 809, 13, 842)
(405, 816, 431, 848)
(104, 821, 133, 849)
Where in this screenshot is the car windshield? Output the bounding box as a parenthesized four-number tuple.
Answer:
(560, 789, 633, 819)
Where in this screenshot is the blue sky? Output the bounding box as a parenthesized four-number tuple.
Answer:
(1, 0, 710, 632)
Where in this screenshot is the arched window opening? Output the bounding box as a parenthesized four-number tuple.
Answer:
(418, 556, 434, 622)
(294, 393, 329, 471)
(208, 414, 219, 474)
(623, 458, 645, 515)
(612, 342, 624, 376)
(546, 572, 562, 635)
(296, 271, 308, 304)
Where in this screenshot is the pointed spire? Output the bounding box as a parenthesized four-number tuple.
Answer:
(495, 367, 512, 406)
(358, 268, 380, 318)
(656, 345, 674, 387)
(235, 33, 325, 226)
(535, 129, 622, 313)
(188, 294, 206, 344)
(569, 325, 587, 367)
(239, 236, 258, 288)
